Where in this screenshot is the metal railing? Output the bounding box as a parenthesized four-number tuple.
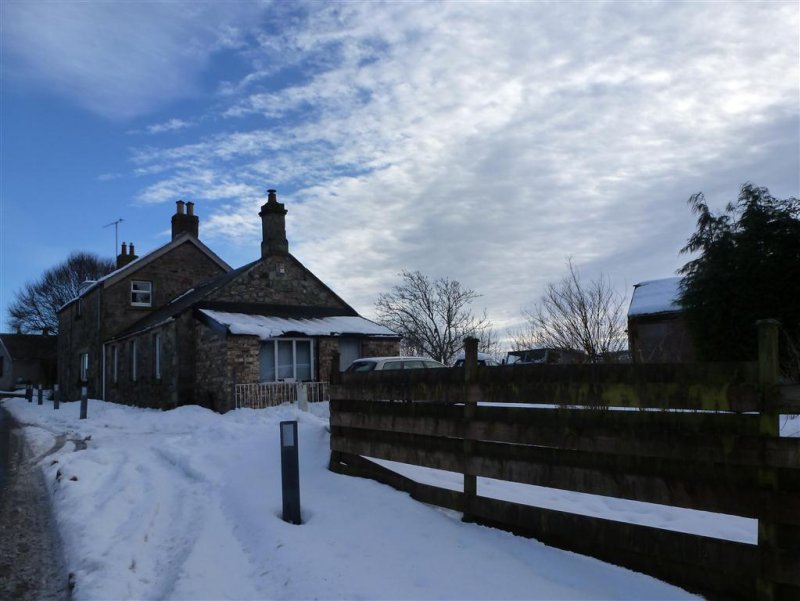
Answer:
(235, 381, 329, 409)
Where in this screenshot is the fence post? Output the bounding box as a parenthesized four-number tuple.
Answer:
(756, 319, 780, 601)
(462, 336, 479, 522)
(80, 386, 88, 420)
(26, 384, 32, 402)
(330, 351, 341, 385)
(37, 384, 43, 405)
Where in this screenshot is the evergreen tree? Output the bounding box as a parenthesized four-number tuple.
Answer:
(678, 183, 800, 368)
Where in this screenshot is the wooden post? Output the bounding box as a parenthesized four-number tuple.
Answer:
(462, 337, 479, 522)
(756, 319, 779, 601)
(330, 351, 342, 385)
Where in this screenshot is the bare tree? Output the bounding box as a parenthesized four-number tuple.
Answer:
(513, 260, 627, 362)
(375, 270, 493, 365)
(8, 252, 115, 334)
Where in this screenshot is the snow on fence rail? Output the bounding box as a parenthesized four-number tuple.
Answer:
(328, 324, 800, 601)
(235, 382, 329, 409)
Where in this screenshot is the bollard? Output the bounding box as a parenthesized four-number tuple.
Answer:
(37, 384, 43, 405)
(280, 420, 301, 524)
(80, 386, 88, 419)
(54, 385, 60, 410)
(26, 384, 32, 402)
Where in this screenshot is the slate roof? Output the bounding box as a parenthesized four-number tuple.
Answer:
(0, 334, 58, 361)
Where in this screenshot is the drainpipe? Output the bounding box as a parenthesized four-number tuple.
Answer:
(102, 341, 107, 401)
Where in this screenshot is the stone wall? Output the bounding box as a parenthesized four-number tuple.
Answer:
(194, 324, 261, 413)
(209, 254, 349, 309)
(101, 240, 226, 337)
(104, 321, 178, 409)
(57, 287, 102, 400)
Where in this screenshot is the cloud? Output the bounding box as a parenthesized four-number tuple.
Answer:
(128, 1, 798, 326)
(130, 118, 195, 136)
(1, 1, 266, 119)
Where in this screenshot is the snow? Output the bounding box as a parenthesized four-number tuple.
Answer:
(1, 397, 701, 600)
(201, 310, 397, 339)
(628, 277, 683, 317)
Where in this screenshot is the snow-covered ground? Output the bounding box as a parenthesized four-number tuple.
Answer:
(0, 397, 705, 600)
(7, 398, 796, 600)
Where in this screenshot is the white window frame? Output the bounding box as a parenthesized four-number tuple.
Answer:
(154, 334, 161, 380)
(130, 280, 152, 307)
(80, 353, 89, 381)
(130, 341, 137, 382)
(259, 338, 314, 382)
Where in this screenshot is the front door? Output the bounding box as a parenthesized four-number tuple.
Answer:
(338, 338, 361, 371)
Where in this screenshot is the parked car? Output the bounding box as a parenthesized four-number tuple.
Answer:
(505, 347, 586, 365)
(344, 356, 446, 372)
(452, 351, 500, 368)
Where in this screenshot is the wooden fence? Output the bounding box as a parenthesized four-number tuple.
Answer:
(328, 322, 799, 601)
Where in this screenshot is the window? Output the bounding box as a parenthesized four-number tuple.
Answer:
(131, 281, 152, 307)
(80, 353, 89, 382)
(383, 360, 403, 370)
(112, 346, 118, 384)
(154, 334, 161, 380)
(259, 339, 314, 382)
(130, 341, 137, 382)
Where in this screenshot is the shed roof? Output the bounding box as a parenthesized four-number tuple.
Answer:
(628, 277, 683, 317)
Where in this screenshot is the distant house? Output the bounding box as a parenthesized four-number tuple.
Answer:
(58, 191, 400, 412)
(627, 277, 695, 363)
(0, 334, 57, 390)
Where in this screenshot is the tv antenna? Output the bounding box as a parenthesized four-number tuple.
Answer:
(103, 218, 124, 255)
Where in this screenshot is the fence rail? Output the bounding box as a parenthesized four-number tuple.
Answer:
(235, 381, 329, 409)
(328, 325, 799, 601)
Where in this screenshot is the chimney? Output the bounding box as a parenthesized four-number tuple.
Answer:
(172, 199, 199, 239)
(117, 241, 138, 269)
(259, 189, 288, 257)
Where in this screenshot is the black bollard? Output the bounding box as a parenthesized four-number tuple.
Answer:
(280, 420, 301, 525)
(37, 385, 43, 405)
(26, 384, 32, 402)
(53, 385, 59, 410)
(80, 386, 88, 419)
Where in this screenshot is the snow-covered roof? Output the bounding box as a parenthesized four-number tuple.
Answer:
(200, 310, 398, 339)
(628, 277, 683, 317)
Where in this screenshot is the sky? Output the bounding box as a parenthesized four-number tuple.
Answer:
(1, 0, 798, 335)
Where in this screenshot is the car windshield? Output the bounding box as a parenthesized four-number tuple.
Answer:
(347, 361, 376, 372)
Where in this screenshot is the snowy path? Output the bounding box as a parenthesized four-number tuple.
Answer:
(2, 398, 697, 600)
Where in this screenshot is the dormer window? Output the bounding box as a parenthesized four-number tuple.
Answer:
(131, 280, 152, 307)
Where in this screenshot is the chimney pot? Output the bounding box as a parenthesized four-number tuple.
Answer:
(121, 242, 128, 255)
(267, 189, 277, 203)
(172, 200, 199, 239)
(129, 243, 135, 256)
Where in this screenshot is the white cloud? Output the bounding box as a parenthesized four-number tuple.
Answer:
(123, 1, 798, 327)
(1, 1, 266, 119)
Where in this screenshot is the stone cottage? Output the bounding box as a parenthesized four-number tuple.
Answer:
(627, 277, 695, 363)
(58, 191, 399, 412)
